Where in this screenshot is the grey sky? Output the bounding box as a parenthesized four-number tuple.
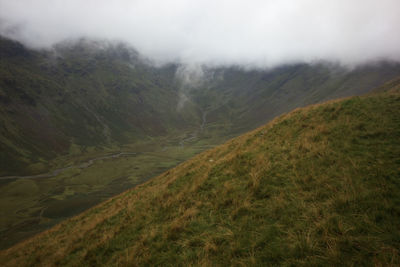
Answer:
(0, 0, 399, 67)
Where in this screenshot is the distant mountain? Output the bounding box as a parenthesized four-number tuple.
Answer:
(0, 37, 199, 175)
(1, 36, 400, 176)
(2, 79, 399, 266)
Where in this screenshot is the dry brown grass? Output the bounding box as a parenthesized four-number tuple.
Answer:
(2, 88, 400, 266)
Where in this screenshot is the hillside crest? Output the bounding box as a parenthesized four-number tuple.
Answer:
(2, 85, 400, 266)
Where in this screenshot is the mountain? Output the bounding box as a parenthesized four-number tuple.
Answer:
(0, 37, 200, 176)
(2, 36, 400, 176)
(1, 79, 399, 266)
(183, 62, 400, 136)
(1, 36, 400, 250)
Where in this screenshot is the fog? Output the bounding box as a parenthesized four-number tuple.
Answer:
(0, 0, 399, 67)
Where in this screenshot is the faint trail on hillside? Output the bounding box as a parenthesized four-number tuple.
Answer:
(0, 152, 137, 180)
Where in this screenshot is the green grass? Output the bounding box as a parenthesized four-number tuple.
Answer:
(0, 37, 203, 176)
(0, 135, 216, 250)
(2, 36, 400, 176)
(1, 86, 400, 266)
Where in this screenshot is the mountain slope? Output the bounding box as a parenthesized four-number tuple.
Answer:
(186, 63, 400, 135)
(0, 37, 199, 175)
(2, 82, 399, 266)
(2, 36, 400, 251)
(2, 36, 400, 176)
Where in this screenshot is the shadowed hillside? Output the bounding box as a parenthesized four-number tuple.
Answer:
(1, 80, 399, 266)
(2, 36, 400, 176)
(2, 36, 400, 251)
(0, 37, 201, 175)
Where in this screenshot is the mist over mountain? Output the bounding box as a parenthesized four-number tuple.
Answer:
(1, 0, 400, 67)
(1, 1, 400, 262)
(1, 35, 400, 179)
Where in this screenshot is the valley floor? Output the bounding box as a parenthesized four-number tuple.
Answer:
(0, 125, 229, 250)
(1, 85, 399, 266)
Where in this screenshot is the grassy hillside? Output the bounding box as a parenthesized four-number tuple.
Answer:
(0, 37, 199, 175)
(188, 63, 400, 136)
(2, 35, 400, 251)
(1, 81, 399, 266)
(2, 36, 400, 176)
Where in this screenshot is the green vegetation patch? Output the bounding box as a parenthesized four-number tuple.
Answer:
(2, 88, 400, 266)
(0, 137, 213, 250)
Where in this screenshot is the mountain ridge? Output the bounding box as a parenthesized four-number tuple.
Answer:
(2, 36, 400, 252)
(2, 36, 400, 176)
(1, 81, 399, 266)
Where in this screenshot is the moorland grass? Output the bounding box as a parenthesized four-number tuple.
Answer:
(1, 87, 400, 266)
(0, 138, 209, 250)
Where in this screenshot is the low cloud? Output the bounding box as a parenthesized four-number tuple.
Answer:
(1, 0, 399, 67)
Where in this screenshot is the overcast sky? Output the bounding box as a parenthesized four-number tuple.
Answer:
(0, 0, 399, 67)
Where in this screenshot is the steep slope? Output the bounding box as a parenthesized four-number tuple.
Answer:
(2, 36, 400, 176)
(186, 63, 400, 136)
(2, 35, 400, 250)
(0, 37, 199, 175)
(1, 83, 399, 266)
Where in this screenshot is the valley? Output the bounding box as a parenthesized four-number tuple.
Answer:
(1, 80, 399, 266)
(0, 152, 138, 180)
(0, 125, 224, 249)
(1, 1, 399, 265)
(1, 36, 400, 253)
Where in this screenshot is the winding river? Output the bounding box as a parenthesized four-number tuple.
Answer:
(2, 107, 213, 180)
(0, 152, 137, 180)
